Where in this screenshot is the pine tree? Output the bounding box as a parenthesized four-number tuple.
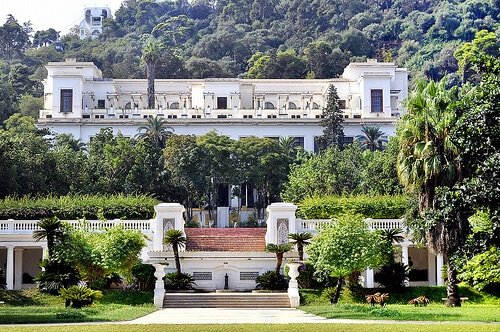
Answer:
(318, 84, 344, 151)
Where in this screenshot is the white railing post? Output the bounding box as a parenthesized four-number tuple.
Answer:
(153, 263, 166, 308)
(286, 262, 300, 308)
(265, 203, 297, 245)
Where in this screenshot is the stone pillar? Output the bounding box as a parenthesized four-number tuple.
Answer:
(265, 203, 297, 245)
(286, 263, 300, 308)
(365, 268, 374, 288)
(153, 263, 167, 308)
(152, 203, 186, 251)
(6, 245, 14, 290)
(428, 251, 436, 285)
(401, 242, 410, 287)
(436, 254, 444, 286)
(41, 246, 48, 271)
(14, 248, 23, 290)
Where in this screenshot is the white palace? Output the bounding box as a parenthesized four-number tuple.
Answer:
(38, 59, 409, 151)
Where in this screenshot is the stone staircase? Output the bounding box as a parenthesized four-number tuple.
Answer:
(163, 292, 291, 308)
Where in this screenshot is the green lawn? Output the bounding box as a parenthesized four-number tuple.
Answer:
(1, 324, 500, 332)
(0, 289, 156, 324)
(301, 303, 500, 322)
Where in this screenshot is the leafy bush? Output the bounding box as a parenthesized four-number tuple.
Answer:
(458, 247, 500, 291)
(60, 285, 102, 308)
(131, 263, 156, 291)
(35, 261, 80, 294)
(0, 194, 159, 220)
(375, 263, 409, 290)
(255, 271, 288, 290)
(164, 272, 196, 290)
(297, 195, 408, 219)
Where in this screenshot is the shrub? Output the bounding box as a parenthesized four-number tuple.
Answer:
(164, 272, 196, 290)
(35, 261, 80, 294)
(255, 271, 288, 290)
(60, 285, 102, 308)
(0, 194, 159, 220)
(131, 263, 156, 291)
(374, 262, 409, 290)
(297, 195, 408, 219)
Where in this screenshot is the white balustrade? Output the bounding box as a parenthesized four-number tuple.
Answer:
(296, 218, 404, 234)
(0, 219, 154, 234)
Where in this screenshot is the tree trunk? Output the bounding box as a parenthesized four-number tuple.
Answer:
(173, 244, 182, 274)
(331, 277, 344, 304)
(298, 243, 304, 261)
(276, 253, 283, 274)
(147, 62, 155, 109)
(446, 264, 461, 307)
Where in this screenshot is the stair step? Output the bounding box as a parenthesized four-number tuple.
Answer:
(163, 292, 290, 308)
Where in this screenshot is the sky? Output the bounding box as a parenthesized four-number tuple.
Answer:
(0, 0, 125, 35)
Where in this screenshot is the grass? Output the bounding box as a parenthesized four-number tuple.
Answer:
(300, 286, 500, 322)
(0, 288, 156, 324)
(1, 324, 500, 332)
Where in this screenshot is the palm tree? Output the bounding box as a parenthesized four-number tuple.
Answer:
(288, 232, 313, 261)
(278, 136, 297, 158)
(142, 37, 164, 110)
(266, 243, 293, 275)
(396, 79, 462, 306)
(164, 229, 186, 275)
(136, 116, 174, 149)
(356, 125, 386, 151)
(33, 217, 64, 261)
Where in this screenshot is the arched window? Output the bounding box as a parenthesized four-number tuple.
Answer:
(288, 102, 297, 109)
(312, 102, 320, 109)
(101, 9, 108, 19)
(124, 102, 131, 109)
(169, 102, 180, 109)
(264, 102, 275, 109)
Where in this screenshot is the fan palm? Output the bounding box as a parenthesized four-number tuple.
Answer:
(396, 79, 462, 306)
(141, 37, 164, 109)
(266, 243, 293, 275)
(33, 217, 64, 261)
(136, 116, 174, 149)
(278, 136, 297, 158)
(164, 229, 186, 275)
(356, 125, 386, 151)
(288, 232, 313, 261)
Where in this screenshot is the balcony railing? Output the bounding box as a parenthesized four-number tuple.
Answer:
(296, 218, 405, 234)
(0, 219, 153, 235)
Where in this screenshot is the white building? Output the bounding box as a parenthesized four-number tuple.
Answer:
(38, 59, 408, 151)
(78, 7, 112, 39)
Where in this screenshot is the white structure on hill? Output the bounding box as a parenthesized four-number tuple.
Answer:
(38, 59, 409, 151)
(78, 7, 112, 39)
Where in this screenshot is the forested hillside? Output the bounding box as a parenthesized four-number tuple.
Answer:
(0, 0, 499, 122)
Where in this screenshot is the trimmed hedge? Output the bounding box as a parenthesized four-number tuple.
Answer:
(0, 194, 159, 220)
(297, 195, 408, 219)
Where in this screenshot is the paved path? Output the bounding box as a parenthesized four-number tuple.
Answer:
(129, 308, 329, 324)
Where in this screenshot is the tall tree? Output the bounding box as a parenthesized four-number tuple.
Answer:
(141, 37, 164, 109)
(136, 116, 174, 149)
(33, 217, 64, 262)
(317, 85, 344, 151)
(356, 125, 386, 151)
(266, 243, 293, 275)
(396, 79, 462, 306)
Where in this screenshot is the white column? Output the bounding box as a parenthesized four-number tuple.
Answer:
(6, 245, 14, 290)
(401, 242, 409, 267)
(14, 248, 23, 290)
(427, 251, 436, 285)
(365, 268, 374, 288)
(41, 246, 48, 271)
(153, 263, 166, 308)
(436, 254, 444, 286)
(152, 203, 186, 251)
(286, 263, 300, 308)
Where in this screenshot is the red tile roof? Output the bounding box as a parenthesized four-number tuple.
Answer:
(185, 228, 267, 252)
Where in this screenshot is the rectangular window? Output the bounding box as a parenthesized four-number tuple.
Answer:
(97, 99, 105, 109)
(217, 114, 228, 118)
(343, 136, 354, 145)
(371, 89, 383, 113)
(217, 97, 227, 109)
(339, 100, 346, 109)
(60, 89, 73, 112)
(292, 137, 304, 148)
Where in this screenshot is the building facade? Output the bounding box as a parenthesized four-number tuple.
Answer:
(78, 7, 112, 39)
(38, 59, 408, 151)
